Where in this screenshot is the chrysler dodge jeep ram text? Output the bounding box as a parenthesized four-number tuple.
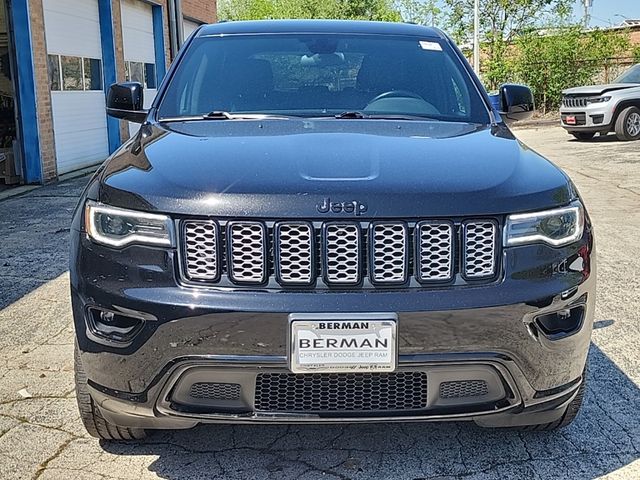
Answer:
(71, 20, 595, 440)
(561, 63, 640, 141)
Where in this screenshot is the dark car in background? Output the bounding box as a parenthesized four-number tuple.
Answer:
(70, 20, 595, 440)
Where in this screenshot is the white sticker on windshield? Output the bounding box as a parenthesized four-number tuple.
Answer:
(419, 41, 442, 51)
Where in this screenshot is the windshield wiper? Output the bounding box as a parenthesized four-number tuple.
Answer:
(335, 111, 369, 119)
(333, 111, 440, 121)
(159, 112, 299, 122)
(203, 110, 238, 119)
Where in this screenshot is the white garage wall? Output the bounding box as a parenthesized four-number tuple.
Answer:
(121, 0, 155, 64)
(51, 93, 110, 174)
(43, 0, 109, 175)
(43, 0, 102, 58)
(121, 0, 157, 136)
(183, 19, 201, 41)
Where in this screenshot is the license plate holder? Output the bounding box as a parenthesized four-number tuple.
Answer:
(288, 313, 397, 374)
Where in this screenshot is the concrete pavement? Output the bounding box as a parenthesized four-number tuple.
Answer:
(0, 125, 638, 479)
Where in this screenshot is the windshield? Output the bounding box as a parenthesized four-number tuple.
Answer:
(614, 64, 640, 84)
(157, 33, 490, 123)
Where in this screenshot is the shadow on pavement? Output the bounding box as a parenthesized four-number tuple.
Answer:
(568, 135, 620, 143)
(0, 177, 88, 309)
(101, 342, 639, 479)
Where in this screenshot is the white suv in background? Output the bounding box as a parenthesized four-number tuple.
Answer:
(560, 64, 640, 141)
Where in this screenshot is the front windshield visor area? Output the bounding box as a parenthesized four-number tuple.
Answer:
(157, 33, 490, 124)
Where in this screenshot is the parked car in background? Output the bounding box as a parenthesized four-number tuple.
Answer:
(560, 63, 640, 141)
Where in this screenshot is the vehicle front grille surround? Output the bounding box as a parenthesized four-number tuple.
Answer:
(179, 218, 500, 289)
(562, 96, 589, 108)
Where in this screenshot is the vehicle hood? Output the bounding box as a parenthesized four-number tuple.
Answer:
(97, 119, 575, 218)
(562, 83, 640, 96)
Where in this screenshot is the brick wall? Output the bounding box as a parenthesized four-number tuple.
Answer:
(28, 0, 58, 183)
(183, 0, 217, 24)
(111, 0, 130, 142)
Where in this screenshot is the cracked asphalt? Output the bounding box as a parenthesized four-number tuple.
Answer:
(0, 125, 638, 479)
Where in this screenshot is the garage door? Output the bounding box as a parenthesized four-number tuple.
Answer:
(121, 0, 157, 136)
(183, 19, 201, 41)
(43, 0, 109, 175)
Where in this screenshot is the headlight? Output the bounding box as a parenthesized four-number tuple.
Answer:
(85, 201, 173, 248)
(587, 96, 611, 104)
(505, 203, 584, 247)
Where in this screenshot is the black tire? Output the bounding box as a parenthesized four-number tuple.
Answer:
(614, 106, 640, 141)
(74, 343, 147, 440)
(571, 132, 595, 141)
(519, 369, 587, 432)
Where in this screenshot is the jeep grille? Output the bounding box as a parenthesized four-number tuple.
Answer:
(180, 219, 499, 288)
(563, 96, 589, 108)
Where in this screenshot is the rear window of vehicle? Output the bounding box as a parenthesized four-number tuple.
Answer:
(157, 33, 490, 123)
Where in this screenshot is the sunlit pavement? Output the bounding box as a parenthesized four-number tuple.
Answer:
(0, 125, 638, 479)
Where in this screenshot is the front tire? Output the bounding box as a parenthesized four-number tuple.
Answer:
(615, 106, 640, 141)
(74, 343, 147, 440)
(519, 369, 586, 431)
(571, 132, 595, 141)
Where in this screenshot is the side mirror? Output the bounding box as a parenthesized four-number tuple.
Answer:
(491, 84, 535, 123)
(106, 82, 147, 123)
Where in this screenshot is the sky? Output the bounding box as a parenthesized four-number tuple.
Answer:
(576, 0, 640, 27)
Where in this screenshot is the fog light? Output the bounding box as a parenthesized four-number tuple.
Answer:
(87, 308, 144, 344)
(535, 305, 585, 338)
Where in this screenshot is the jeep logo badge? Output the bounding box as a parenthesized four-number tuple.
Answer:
(316, 197, 368, 216)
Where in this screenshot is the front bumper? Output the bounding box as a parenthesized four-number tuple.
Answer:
(70, 221, 595, 428)
(560, 103, 613, 132)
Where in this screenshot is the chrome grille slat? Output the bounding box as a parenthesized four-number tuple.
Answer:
(416, 222, 453, 282)
(228, 222, 266, 283)
(371, 223, 407, 283)
(183, 221, 219, 281)
(276, 223, 314, 284)
(463, 221, 497, 279)
(324, 223, 361, 284)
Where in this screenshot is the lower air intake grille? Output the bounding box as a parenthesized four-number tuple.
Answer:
(189, 382, 241, 400)
(439, 380, 488, 399)
(254, 372, 428, 412)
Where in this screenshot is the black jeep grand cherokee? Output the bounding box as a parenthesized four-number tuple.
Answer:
(71, 20, 595, 440)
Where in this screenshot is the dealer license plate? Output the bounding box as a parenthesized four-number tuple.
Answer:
(288, 314, 397, 374)
(565, 115, 577, 125)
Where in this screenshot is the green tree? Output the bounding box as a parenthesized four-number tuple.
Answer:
(512, 27, 630, 112)
(443, 0, 573, 89)
(218, 0, 401, 21)
(394, 0, 441, 26)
